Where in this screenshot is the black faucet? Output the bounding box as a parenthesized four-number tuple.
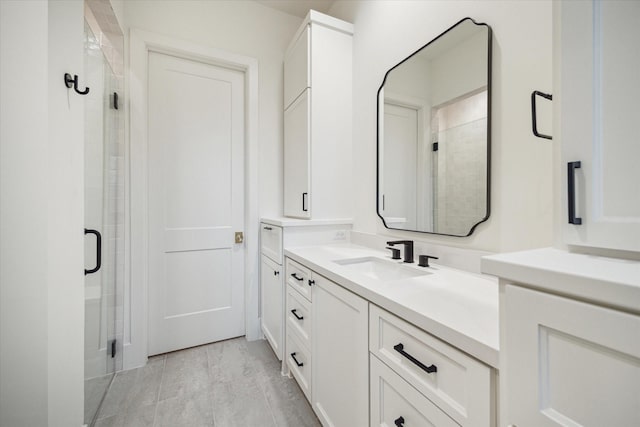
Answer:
(386, 240, 414, 263)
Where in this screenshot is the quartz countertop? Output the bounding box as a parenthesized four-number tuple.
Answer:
(284, 243, 500, 368)
(482, 247, 640, 314)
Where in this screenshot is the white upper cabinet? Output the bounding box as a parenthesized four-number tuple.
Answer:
(560, 0, 640, 252)
(283, 11, 353, 220)
(284, 26, 309, 110)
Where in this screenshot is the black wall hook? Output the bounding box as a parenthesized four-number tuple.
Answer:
(64, 73, 90, 95)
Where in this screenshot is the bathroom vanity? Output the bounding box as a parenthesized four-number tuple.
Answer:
(283, 244, 499, 427)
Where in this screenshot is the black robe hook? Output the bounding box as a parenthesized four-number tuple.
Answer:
(64, 73, 90, 95)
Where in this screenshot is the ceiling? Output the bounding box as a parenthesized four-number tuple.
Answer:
(255, 0, 336, 18)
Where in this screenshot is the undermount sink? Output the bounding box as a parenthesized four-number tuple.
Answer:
(333, 256, 431, 281)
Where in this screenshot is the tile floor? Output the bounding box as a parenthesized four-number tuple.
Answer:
(93, 337, 321, 427)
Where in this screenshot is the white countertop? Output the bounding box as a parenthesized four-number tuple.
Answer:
(482, 247, 640, 314)
(284, 243, 500, 368)
(261, 216, 353, 227)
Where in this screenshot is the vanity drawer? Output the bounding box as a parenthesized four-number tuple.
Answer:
(369, 305, 492, 426)
(286, 329, 312, 401)
(285, 257, 312, 301)
(286, 285, 312, 347)
(370, 355, 460, 427)
(260, 223, 283, 264)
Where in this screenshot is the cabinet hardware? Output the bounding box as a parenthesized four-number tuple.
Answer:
(291, 309, 304, 320)
(263, 226, 272, 230)
(84, 228, 102, 275)
(274, 270, 280, 276)
(394, 416, 405, 427)
(291, 273, 304, 281)
(308, 279, 315, 286)
(64, 73, 90, 95)
(302, 192, 308, 212)
(393, 343, 437, 374)
(568, 161, 582, 225)
(290, 352, 304, 367)
(531, 90, 552, 139)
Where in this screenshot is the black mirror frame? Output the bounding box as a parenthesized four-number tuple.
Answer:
(376, 17, 493, 237)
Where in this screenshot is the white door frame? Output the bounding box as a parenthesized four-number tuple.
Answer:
(127, 29, 260, 369)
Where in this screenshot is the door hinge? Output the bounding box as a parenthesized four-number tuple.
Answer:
(110, 339, 116, 358)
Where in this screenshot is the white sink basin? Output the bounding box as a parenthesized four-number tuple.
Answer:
(333, 256, 431, 281)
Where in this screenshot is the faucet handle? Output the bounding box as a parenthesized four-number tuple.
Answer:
(386, 247, 401, 260)
(418, 255, 439, 267)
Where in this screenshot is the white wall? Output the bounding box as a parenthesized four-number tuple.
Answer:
(1, 1, 85, 425)
(122, 0, 302, 219)
(329, 0, 553, 253)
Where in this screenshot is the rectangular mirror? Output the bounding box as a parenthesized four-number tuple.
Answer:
(377, 17, 492, 236)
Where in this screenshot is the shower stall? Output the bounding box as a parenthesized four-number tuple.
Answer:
(82, 2, 124, 425)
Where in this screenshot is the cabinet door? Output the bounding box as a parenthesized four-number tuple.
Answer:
(560, 0, 640, 252)
(284, 25, 310, 110)
(284, 89, 311, 219)
(504, 285, 640, 426)
(260, 255, 283, 360)
(312, 274, 368, 426)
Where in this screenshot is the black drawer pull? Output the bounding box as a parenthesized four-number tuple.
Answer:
(291, 309, 304, 320)
(394, 416, 405, 427)
(291, 273, 304, 281)
(290, 352, 304, 367)
(308, 279, 315, 286)
(302, 192, 308, 212)
(568, 161, 582, 225)
(263, 226, 273, 230)
(273, 270, 280, 276)
(393, 343, 437, 374)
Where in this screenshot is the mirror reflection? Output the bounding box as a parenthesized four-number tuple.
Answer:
(377, 18, 492, 236)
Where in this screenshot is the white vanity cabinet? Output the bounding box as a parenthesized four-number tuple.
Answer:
(369, 305, 493, 427)
(283, 11, 353, 219)
(558, 0, 640, 252)
(312, 273, 368, 427)
(260, 219, 351, 361)
(482, 248, 640, 427)
(284, 257, 369, 427)
(503, 285, 640, 426)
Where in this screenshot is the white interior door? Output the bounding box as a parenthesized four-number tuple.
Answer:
(148, 51, 245, 356)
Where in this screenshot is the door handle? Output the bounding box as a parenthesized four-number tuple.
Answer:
(291, 273, 304, 281)
(291, 309, 304, 320)
(567, 161, 582, 225)
(84, 228, 102, 275)
(302, 192, 308, 212)
(531, 90, 552, 139)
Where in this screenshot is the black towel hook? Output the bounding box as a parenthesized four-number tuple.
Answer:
(64, 73, 90, 95)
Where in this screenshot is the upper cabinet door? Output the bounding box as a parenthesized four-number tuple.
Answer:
(284, 89, 311, 219)
(284, 25, 310, 110)
(560, 0, 640, 252)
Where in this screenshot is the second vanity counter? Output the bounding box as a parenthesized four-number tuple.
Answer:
(284, 243, 499, 368)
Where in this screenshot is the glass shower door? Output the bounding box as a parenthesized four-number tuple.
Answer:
(83, 19, 124, 426)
